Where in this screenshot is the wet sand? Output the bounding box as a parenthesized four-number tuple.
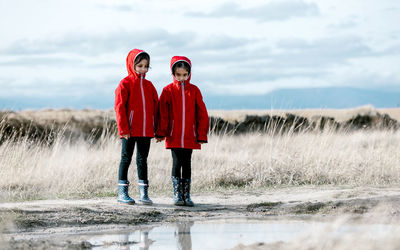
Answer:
(1, 186, 400, 248)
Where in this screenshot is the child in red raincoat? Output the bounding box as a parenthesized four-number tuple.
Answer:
(115, 49, 158, 205)
(156, 56, 209, 206)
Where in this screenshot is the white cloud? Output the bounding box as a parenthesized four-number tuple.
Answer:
(186, 1, 320, 21)
(0, 0, 399, 109)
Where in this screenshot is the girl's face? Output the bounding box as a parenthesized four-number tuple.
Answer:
(174, 67, 189, 82)
(135, 59, 149, 74)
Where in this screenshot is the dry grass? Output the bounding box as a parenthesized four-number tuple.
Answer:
(5, 105, 400, 128)
(209, 105, 400, 123)
(1, 112, 400, 201)
(197, 130, 400, 189)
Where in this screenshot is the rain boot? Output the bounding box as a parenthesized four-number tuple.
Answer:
(172, 176, 184, 206)
(138, 180, 153, 205)
(182, 179, 194, 207)
(117, 180, 135, 205)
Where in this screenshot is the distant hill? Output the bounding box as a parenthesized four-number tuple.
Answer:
(1, 87, 399, 110)
(205, 87, 400, 110)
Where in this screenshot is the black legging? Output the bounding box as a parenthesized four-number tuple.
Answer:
(118, 137, 151, 181)
(171, 148, 193, 179)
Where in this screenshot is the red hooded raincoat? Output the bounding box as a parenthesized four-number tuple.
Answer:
(157, 56, 209, 149)
(115, 49, 158, 138)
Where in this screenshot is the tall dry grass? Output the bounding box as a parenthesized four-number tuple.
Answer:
(1, 115, 400, 201)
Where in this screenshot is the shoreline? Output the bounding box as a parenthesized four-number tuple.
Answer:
(2, 186, 400, 232)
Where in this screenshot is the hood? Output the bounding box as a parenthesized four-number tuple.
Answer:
(126, 49, 147, 78)
(170, 56, 192, 85)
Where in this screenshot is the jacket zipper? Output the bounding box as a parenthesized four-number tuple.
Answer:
(129, 110, 134, 129)
(140, 74, 146, 136)
(181, 82, 185, 148)
(193, 125, 196, 138)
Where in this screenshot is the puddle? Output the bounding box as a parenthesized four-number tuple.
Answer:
(80, 218, 395, 250)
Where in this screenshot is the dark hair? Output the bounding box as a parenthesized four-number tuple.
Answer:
(172, 61, 191, 75)
(134, 52, 150, 66)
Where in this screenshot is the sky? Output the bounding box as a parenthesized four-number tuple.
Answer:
(0, 0, 400, 109)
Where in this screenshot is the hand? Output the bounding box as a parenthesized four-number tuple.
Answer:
(121, 134, 130, 140)
(156, 137, 165, 143)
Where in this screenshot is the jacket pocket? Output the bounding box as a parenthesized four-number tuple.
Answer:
(170, 120, 174, 136)
(193, 125, 197, 138)
(128, 110, 134, 129)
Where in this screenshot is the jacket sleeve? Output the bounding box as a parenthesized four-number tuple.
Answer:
(156, 88, 170, 137)
(195, 87, 209, 142)
(114, 80, 130, 137)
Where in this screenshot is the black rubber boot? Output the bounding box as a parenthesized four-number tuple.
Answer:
(172, 176, 184, 206)
(117, 180, 135, 205)
(138, 180, 153, 205)
(182, 179, 194, 207)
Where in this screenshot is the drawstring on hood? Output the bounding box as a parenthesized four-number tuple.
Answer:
(126, 49, 147, 79)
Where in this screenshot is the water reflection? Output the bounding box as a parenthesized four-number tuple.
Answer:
(89, 219, 307, 249)
(174, 222, 194, 250)
(104, 222, 194, 250)
(138, 228, 155, 250)
(116, 227, 155, 250)
(87, 218, 395, 250)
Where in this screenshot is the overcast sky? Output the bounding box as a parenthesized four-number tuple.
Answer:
(1, 0, 399, 109)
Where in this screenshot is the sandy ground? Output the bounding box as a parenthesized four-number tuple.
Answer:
(1, 186, 400, 248)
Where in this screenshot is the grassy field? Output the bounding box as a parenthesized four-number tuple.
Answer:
(1, 108, 400, 202)
(1, 109, 400, 250)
